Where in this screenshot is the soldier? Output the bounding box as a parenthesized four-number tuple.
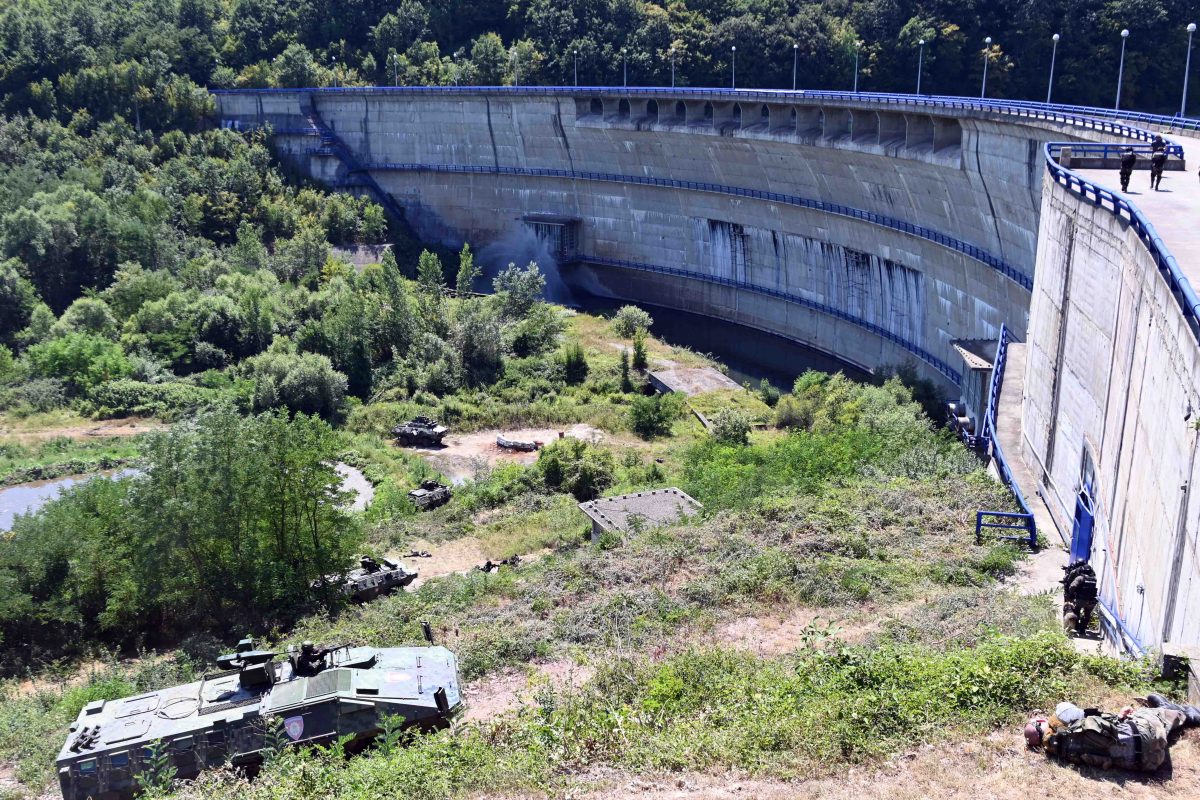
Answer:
(1151, 134, 1167, 153)
(1061, 561, 1098, 635)
(293, 641, 331, 676)
(1025, 695, 1200, 771)
(1118, 147, 1137, 192)
(1150, 148, 1168, 190)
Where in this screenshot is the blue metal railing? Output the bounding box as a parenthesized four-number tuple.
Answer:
(1045, 143, 1200, 336)
(211, 85, 1192, 144)
(573, 254, 961, 383)
(975, 323, 1037, 549)
(1050, 142, 1185, 160)
(362, 161, 1030, 290)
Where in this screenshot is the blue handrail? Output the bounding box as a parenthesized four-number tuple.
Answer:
(976, 323, 1037, 549)
(1044, 143, 1200, 336)
(573, 254, 961, 383)
(211, 85, 1188, 145)
(359, 161, 1030, 289)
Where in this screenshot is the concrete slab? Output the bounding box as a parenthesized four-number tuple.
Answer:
(647, 367, 742, 396)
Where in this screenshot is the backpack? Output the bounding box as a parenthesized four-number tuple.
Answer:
(1071, 571, 1098, 602)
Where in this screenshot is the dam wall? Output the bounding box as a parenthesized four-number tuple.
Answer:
(215, 88, 1096, 390)
(1024, 176, 1200, 651)
(215, 87, 1200, 655)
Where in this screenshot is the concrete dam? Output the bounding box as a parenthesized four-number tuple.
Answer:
(214, 87, 1200, 663)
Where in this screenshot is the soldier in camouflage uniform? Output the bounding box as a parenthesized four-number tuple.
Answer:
(1025, 695, 1200, 771)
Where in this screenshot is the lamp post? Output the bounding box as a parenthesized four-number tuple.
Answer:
(792, 43, 798, 91)
(670, 48, 675, 88)
(1183, 23, 1197, 117)
(330, 56, 337, 88)
(1047, 33, 1060, 104)
(980, 37, 992, 98)
(1115, 28, 1130, 110)
(622, 48, 627, 88)
(853, 40, 860, 93)
(573, 50, 579, 87)
(731, 45, 736, 89)
(916, 39, 925, 95)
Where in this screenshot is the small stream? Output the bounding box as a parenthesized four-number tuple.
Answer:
(0, 463, 375, 532)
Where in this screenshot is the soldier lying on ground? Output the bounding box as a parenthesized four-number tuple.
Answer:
(1025, 694, 1200, 771)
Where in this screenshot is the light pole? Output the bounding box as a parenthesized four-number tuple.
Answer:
(1047, 33, 1060, 103)
(731, 45, 736, 89)
(573, 50, 579, 87)
(853, 40, 861, 93)
(1116, 28, 1130, 110)
(916, 39, 925, 95)
(622, 48, 627, 88)
(792, 43, 798, 91)
(1183, 23, 1197, 117)
(980, 36, 992, 98)
(670, 48, 675, 88)
(330, 56, 337, 88)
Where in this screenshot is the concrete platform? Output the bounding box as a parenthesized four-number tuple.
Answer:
(647, 367, 742, 396)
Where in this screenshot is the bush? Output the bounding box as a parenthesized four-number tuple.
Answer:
(612, 305, 653, 338)
(243, 350, 348, 419)
(7, 378, 67, 413)
(710, 409, 751, 446)
(758, 379, 781, 407)
(25, 332, 131, 395)
(629, 392, 685, 439)
(538, 438, 615, 501)
(89, 379, 232, 419)
(559, 342, 589, 385)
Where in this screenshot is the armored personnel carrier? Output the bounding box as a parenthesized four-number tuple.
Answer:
(329, 556, 416, 602)
(392, 416, 448, 446)
(408, 479, 451, 511)
(57, 637, 462, 800)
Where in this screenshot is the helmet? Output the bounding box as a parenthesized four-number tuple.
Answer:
(302, 640, 315, 652)
(1024, 719, 1045, 748)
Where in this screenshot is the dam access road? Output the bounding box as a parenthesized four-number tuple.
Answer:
(213, 87, 1200, 665)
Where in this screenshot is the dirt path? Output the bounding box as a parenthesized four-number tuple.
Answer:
(403, 425, 606, 484)
(393, 537, 490, 588)
(0, 416, 165, 443)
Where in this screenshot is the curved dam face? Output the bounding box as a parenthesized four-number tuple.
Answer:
(215, 88, 1200, 659)
(215, 88, 1091, 390)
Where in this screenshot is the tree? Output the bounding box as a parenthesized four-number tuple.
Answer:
(471, 32, 509, 84)
(455, 243, 479, 294)
(493, 261, 545, 318)
(25, 332, 131, 395)
(632, 328, 648, 370)
(49, 297, 119, 340)
(243, 350, 348, 419)
(619, 348, 633, 392)
(538, 437, 615, 500)
(0, 259, 38, 348)
(629, 392, 684, 439)
(372, 3, 430, 55)
(560, 342, 588, 384)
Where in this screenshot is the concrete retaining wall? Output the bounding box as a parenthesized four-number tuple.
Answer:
(1023, 178, 1200, 651)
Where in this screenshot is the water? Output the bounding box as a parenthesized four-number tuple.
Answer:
(572, 296, 870, 389)
(0, 469, 139, 532)
(0, 463, 376, 531)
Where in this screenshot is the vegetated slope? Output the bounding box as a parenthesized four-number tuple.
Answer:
(2, 367, 1174, 799)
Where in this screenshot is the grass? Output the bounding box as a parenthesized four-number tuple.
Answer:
(688, 388, 775, 426)
(0, 435, 143, 485)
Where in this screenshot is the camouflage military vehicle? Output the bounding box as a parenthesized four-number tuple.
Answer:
(57, 637, 463, 800)
(331, 556, 417, 602)
(408, 479, 451, 511)
(392, 416, 448, 446)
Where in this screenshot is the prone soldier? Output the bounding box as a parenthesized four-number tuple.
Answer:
(1026, 695, 1200, 771)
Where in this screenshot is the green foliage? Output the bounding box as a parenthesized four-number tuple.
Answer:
(25, 332, 131, 395)
(135, 739, 177, 794)
(631, 329, 648, 371)
(243, 350, 348, 419)
(88, 379, 234, 420)
(710, 408, 751, 446)
(758, 379, 781, 408)
(612, 305, 653, 338)
(0, 407, 361, 662)
(455, 243, 479, 295)
(493, 262, 546, 319)
(559, 342, 589, 385)
(537, 437, 616, 501)
(629, 392, 685, 439)
(619, 348, 633, 393)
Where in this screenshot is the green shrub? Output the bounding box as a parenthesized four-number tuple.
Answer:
(537, 438, 615, 501)
(710, 408, 751, 446)
(89, 379, 232, 419)
(559, 342, 589, 385)
(631, 329, 648, 370)
(629, 393, 684, 439)
(25, 332, 131, 395)
(612, 305, 654, 338)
